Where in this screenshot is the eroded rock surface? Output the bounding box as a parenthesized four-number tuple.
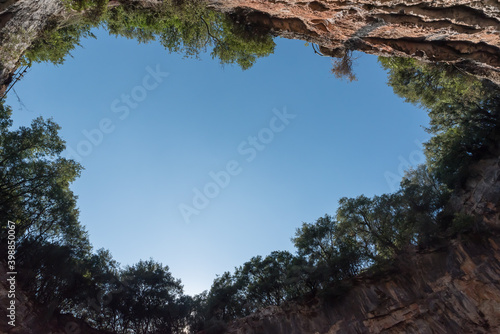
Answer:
(226, 233, 500, 334)
(1, 0, 500, 91)
(208, 0, 500, 83)
(0, 1, 500, 333)
(0, 0, 66, 93)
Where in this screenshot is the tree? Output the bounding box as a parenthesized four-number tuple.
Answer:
(379, 57, 500, 187)
(200, 251, 311, 330)
(15, 239, 91, 316)
(399, 165, 451, 245)
(239, 251, 301, 307)
(0, 100, 85, 248)
(294, 215, 342, 264)
(205, 271, 248, 322)
(336, 194, 414, 260)
(293, 215, 364, 287)
(207, 15, 275, 70)
(0, 100, 93, 318)
(118, 259, 185, 334)
(25, 0, 276, 70)
(77, 248, 122, 331)
(0, 100, 196, 332)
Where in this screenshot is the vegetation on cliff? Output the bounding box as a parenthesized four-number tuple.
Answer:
(3, 0, 500, 326)
(1, 55, 498, 333)
(191, 60, 500, 332)
(22, 0, 275, 70)
(379, 58, 500, 188)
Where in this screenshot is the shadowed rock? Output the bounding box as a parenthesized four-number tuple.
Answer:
(208, 0, 500, 84)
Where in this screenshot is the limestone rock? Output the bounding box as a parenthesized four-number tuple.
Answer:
(226, 234, 500, 334)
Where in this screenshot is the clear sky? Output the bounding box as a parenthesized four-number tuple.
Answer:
(7, 28, 430, 296)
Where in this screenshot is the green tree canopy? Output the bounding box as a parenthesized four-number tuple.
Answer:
(118, 259, 186, 333)
(0, 100, 86, 247)
(24, 0, 276, 70)
(239, 251, 300, 307)
(379, 57, 500, 187)
(293, 215, 365, 282)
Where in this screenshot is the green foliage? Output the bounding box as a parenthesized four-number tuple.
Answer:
(22, 18, 97, 66)
(0, 99, 106, 322)
(208, 16, 275, 70)
(64, 0, 109, 12)
(0, 100, 86, 247)
(379, 57, 500, 187)
(16, 239, 92, 312)
(399, 165, 452, 244)
(337, 194, 412, 260)
(293, 215, 363, 283)
(0, 101, 195, 332)
(117, 259, 187, 333)
(291, 164, 452, 289)
(105, 1, 209, 46)
(190, 159, 455, 331)
(198, 251, 310, 326)
(205, 271, 249, 321)
(11, 24, 498, 333)
(239, 251, 303, 307)
(105, 1, 275, 69)
(196, 167, 451, 328)
(23, 0, 113, 65)
(450, 213, 475, 234)
(23, 0, 275, 70)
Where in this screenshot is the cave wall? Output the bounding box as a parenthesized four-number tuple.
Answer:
(0, 0, 66, 94)
(225, 234, 500, 334)
(208, 0, 500, 84)
(0, 2, 500, 332)
(0, 0, 500, 91)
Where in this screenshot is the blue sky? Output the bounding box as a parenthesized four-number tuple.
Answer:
(7, 28, 430, 295)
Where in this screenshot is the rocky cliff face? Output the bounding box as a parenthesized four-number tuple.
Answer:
(1, 1, 500, 333)
(448, 133, 500, 231)
(208, 0, 500, 83)
(0, 0, 66, 93)
(1, 0, 500, 92)
(221, 86, 500, 334)
(222, 109, 500, 334)
(225, 233, 500, 334)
